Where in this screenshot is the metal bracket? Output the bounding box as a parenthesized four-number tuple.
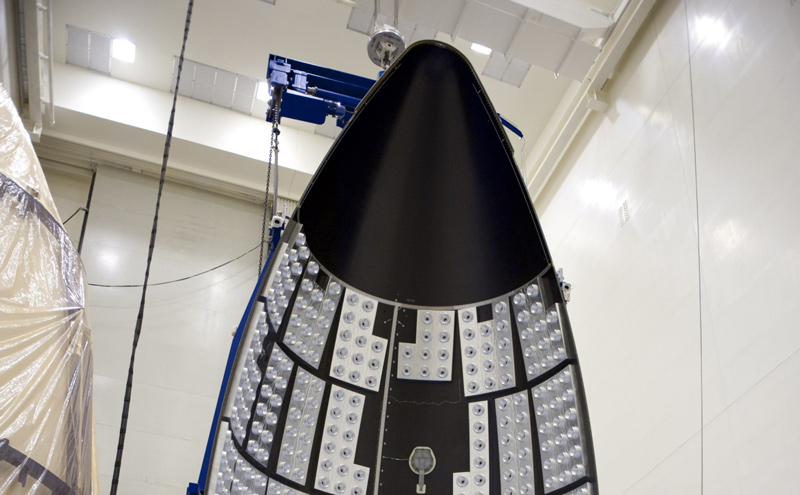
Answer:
(409, 446, 436, 494)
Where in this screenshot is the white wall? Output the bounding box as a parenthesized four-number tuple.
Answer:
(44, 164, 265, 495)
(536, 0, 800, 493)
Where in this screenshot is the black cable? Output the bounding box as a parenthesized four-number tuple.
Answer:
(89, 244, 259, 288)
(109, 1, 193, 493)
(62, 206, 87, 224)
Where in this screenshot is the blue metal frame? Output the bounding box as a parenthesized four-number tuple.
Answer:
(265, 54, 525, 141)
(266, 55, 375, 128)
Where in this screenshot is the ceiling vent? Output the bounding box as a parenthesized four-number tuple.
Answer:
(171, 58, 259, 115)
(66, 25, 111, 74)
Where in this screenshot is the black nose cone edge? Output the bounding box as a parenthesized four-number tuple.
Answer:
(294, 41, 550, 307)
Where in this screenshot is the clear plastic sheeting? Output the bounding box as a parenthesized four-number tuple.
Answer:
(0, 85, 96, 494)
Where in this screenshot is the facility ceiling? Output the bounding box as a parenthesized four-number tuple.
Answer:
(14, 0, 650, 204)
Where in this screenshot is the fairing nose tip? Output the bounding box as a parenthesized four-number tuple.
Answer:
(295, 41, 549, 307)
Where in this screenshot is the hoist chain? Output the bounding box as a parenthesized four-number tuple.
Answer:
(258, 89, 283, 277)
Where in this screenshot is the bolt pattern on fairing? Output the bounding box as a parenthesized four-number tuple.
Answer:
(283, 256, 344, 369)
(512, 283, 568, 381)
(230, 320, 267, 445)
(266, 234, 311, 329)
(247, 346, 294, 465)
(328, 288, 388, 391)
(267, 478, 306, 495)
(275, 370, 326, 484)
(452, 401, 490, 495)
(561, 482, 595, 495)
(397, 310, 455, 381)
(458, 299, 516, 397)
(532, 366, 589, 493)
(314, 385, 370, 495)
(215, 431, 269, 495)
(495, 392, 536, 495)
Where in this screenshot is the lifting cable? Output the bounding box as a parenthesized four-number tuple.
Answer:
(109, 1, 194, 493)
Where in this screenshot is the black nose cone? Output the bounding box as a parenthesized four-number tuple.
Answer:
(295, 41, 550, 307)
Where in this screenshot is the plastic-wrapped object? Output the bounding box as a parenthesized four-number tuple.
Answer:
(0, 85, 97, 494)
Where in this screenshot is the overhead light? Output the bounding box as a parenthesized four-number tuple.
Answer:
(470, 43, 492, 55)
(256, 81, 272, 102)
(112, 38, 136, 63)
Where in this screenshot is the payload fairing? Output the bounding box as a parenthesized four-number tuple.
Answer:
(209, 41, 596, 495)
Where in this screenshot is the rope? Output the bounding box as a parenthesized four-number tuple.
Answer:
(109, 1, 193, 492)
(89, 244, 259, 288)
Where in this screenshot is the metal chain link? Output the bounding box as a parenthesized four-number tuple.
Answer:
(258, 91, 282, 276)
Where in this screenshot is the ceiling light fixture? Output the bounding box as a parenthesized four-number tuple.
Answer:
(470, 43, 492, 56)
(111, 39, 136, 63)
(256, 81, 272, 102)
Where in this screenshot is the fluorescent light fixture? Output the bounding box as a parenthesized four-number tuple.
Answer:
(256, 81, 272, 102)
(111, 38, 136, 63)
(470, 43, 492, 55)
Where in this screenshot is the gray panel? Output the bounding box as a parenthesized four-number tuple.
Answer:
(512, 283, 568, 381)
(457, 299, 516, 397)
(532, 365, 589, 493)
(314, 385, 370, 495)
(452, 401, 490, 495)
(276, 371, 325, 485)
(267, 233, 312, 329)
(495, 392, 536, 495)
(247, 347, 294, 464)
(397, 310, 455, 381)
(283, 257, 343, 369)
(230, 317, 269, 444)
(328, 288, 388, 391)
(267, 479, 305, 495)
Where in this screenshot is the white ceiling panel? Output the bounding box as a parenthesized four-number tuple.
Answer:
(211, 70, 236, 107)
(346, 7, 374, 35)
(482, 51, 531, 86)
(456, 1, 524, 54)
(192, 63, 215, 103)
(503, 57, 531, 86)
(408, 24, 438, 44)
(235, 76, 257, 97)
(479, 0, 528, 18)
(400, 0, 466, 36)
(66, 26, 89, 68)
(508, 22, 573, 73)
(557, 41, 601, 81)
(483, 51, 510, 79)
(231, 92, 254, 115)
(525, 10, 582, 37)
(232, 76, 257, 115)
(88, 33, 111, 74)
(175, 59, 195, 97)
